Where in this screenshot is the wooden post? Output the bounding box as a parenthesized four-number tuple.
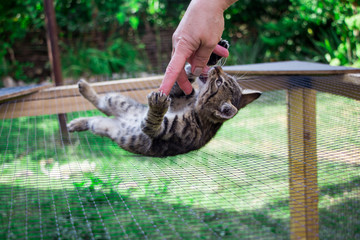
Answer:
(287, 88, 319, 240)
(43, 0, 69, 143)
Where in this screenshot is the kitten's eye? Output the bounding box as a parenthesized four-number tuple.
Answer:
(216, 78, 223, 86)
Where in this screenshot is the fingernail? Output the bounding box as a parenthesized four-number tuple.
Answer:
(193, 67, 203, 76)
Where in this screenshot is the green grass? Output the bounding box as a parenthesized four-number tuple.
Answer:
(0, 90, 359, 239)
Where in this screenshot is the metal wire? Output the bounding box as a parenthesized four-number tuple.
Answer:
(0, 75, 359, 239)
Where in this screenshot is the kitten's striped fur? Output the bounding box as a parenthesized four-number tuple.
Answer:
(67, 65, 260, 157)
(67, 40, 261, 157)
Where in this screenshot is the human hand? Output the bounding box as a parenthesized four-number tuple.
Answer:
(159, 0, 234, 96)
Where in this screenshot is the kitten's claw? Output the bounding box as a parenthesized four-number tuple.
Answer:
(218, 39, 229, 49)
(67, 118, 89, 132)
(78, 79, 88, 91)
(78, 79, 99, 104)
(147, 91, 170, 112)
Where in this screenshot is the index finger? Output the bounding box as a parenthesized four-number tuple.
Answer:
(159, 44, 192, 95)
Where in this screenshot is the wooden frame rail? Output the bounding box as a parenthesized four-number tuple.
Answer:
(0, 76, 163, 119)
(1, 61, 360, 240)
(1, 73, 359, 119)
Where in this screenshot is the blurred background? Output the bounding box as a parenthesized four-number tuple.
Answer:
(1, 1, 360, 239)
(1, 0, 360, 87)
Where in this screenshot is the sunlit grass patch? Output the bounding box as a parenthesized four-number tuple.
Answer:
(0, 90, 359, 239)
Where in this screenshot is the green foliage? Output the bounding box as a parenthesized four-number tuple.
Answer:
(259, 0, 360, 65)
(222, 0, 291, 63)
(0, 0, 44, 82)
(0, 58, 35, 83)
(226, 38, 265, 65)
(1, 0, 360, 82)
(0, 0, 44, 46)
(61, 38, 146, 78)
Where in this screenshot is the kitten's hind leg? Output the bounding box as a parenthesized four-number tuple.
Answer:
(67, 117, 91, 132)
(78, 79, 145, 117)
(68, 116, 120, 139)
(78, 79, 112, 116)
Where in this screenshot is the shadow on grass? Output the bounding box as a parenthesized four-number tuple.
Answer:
(1, 181, 359, 240)
(319, 198, 360, 240)
(320, 177, 360, 197)
(0, 184, 289, 240)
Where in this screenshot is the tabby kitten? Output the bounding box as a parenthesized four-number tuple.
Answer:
(67, 42, 261, 157)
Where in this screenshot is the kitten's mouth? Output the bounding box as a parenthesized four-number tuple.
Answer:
(199, 75, 208, 83)
(198, 66, 217, 83)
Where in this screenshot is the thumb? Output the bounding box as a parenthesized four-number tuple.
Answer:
(190, 45, 213, 76)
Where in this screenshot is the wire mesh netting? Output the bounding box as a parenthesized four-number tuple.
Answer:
(0, 80, 359, 239)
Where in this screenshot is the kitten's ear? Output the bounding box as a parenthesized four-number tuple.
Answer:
(215, 102, 238, 120)
(237, 89, 262, 109)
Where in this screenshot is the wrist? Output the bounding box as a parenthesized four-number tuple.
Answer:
(222, 0, 238, 10)
(190, 0, 237, 12)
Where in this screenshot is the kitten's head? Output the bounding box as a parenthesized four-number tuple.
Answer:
(196, 66, 261, 123)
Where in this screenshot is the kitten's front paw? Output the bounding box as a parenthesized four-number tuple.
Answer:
(147, 91, 170, 112)
(207, 39, 229, 66)
(67, 118, 89, 132)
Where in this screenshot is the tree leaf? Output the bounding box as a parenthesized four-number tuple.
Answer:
(116, 12, 126, 24)
(129, 16, 139, 29)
